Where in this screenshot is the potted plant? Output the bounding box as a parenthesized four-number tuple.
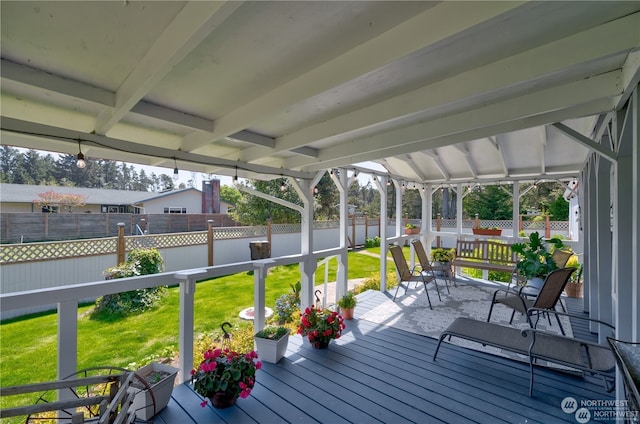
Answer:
(254, 326, 290, 363)
(337, 291, 357, 320)
(430, 248, 455, 264)
(297, 306, 345, 349)
(191, 348, 261, 409)
(405, 223, 420, 234)
(472, 226, 502, 236)
(131, 362, 179, 420)
(512, 232, 565, 288)
(564, 257, 583, 298)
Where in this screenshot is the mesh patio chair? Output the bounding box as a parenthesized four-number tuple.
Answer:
(411, 240, 454, 290)
(389, 245, 441, 308)
(517, 249, 575, 311)
(487, 267, 575, 335)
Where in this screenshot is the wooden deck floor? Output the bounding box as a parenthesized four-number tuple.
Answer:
(154, 294, 611, 423)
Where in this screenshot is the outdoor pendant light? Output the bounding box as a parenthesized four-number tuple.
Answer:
(76, 141, 86, 169)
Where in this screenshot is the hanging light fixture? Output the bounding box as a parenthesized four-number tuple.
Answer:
(280, 176, 287, 192)
(173, 157, 179, 181)
(76, 140, 86, 169)
(233, 166, 239, 183)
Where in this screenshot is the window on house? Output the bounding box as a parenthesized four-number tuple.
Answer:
(164, 207, 187, 214)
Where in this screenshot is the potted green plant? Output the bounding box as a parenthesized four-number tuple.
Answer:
(564, 256, 583, 298)
(405, 223, 420, 234)
(191, 347, 261, 409)
(254, 326, 290, 363)
(430, 248, 455, 263)
(337, 291, 357, 320)
(512, 232, 565, 288)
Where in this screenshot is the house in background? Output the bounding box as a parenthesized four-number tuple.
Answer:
(0, 180, 232, 214)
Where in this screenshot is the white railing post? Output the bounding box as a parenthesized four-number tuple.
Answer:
(175, 269, 206, 384)
(57, 299, 78, 409)
(253, 260, 273, 333)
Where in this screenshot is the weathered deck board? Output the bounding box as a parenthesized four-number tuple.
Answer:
(156, 292, 612, 423)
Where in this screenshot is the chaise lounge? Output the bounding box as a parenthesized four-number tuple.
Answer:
(433, 309, 616, 396)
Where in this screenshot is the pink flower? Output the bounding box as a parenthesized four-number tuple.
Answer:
(200, 400, 208, 407)
(256, 361, 262, 370)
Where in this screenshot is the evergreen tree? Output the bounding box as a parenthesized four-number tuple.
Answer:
(0, 145, 19, 183)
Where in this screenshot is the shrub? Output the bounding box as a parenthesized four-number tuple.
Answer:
(274, 282, 301, 324)
(353, 271, 398, 294)
(93, 248, 167, 318)
(365, 237, 381, 248)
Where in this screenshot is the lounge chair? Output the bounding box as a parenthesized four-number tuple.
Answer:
(487, 267, 575, 335)
(517, 249, 575, 306)
(433, 309, 616, 396)
(411, 240, 454, 290)
(389, 245, 441, 308)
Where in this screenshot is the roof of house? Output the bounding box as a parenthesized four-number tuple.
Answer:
(0, 184, 199, 205)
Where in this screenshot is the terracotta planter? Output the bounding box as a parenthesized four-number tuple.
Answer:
(131, 362, 179, 420)
(254, 329, 290, 363)
(565, 282, 583, 298)
(405, 227, 420, 235)
(341, 307, 354, 320)
(472, 228, 502, 236)
(209, 391, 238, 409)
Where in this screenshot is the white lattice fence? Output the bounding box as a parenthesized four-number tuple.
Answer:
(0, 238, 117, 264)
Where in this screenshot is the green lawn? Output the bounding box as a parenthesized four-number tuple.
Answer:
(0, 250, 382, 415)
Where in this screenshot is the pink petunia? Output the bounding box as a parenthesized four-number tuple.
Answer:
(200, 400, 208, 407)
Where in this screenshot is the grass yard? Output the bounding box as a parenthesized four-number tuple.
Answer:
(0, 250, 382, 417)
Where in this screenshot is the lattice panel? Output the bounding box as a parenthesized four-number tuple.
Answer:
(550, 221, 568, 230)
(126, 233, 207, 250)
(272, 223, 300, 233)
(214, 227, 267, 239)
(0, 238, 117, 263)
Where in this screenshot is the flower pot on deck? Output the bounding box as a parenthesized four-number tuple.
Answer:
(254, 329, 290, 363)
(131, 362, 179, 421)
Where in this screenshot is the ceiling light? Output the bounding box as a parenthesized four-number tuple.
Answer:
(173, 158, 179, 181)
(280, 177, 287, 192)
(76, 141, 86, 169)
(233, 166, 238, 183)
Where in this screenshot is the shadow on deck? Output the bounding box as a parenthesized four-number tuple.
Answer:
(155, 293, 611, 423)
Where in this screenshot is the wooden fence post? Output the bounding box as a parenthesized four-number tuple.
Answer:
(117, 222, 125, 265)
(267, 220, 272, 246)
(207, 220, 214, 266)
(545, 215, 551, 239)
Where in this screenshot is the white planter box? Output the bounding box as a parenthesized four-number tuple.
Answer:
(254, 330, 290, 363)
(131, 362, 179, 421)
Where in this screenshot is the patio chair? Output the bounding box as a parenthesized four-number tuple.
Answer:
(487, 267, 575, 335)
(389, 245, 441, 308)
(411, 240, 454, 290)
(516, 249, 575, 311)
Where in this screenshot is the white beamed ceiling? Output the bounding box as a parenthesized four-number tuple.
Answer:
(1, 1, 639, 184)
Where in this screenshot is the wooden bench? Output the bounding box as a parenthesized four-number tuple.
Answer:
(451, 239, 518, 279)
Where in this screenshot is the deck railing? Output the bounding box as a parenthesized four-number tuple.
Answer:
(0, 246, 346, 386)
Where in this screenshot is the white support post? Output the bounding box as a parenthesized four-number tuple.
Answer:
(57, 300, 77, 407)
(337, 170, 349, 303)
(296, 179, 316, 309)
(456, 184, 464, 236)
(175, 269, 206, 384)
(253, 260, 272, 332)
(512, 181, 520, 240)
(613, 87, 639, 342)
(595, 155, 613, 336)
(372, 175, 388, 292)
(394, 180, 403, 238)
(420, 185, 432, 254)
